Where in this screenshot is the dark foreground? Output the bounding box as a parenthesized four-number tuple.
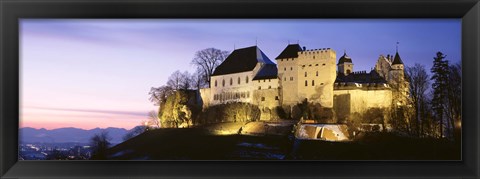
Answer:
(105, 127, 460, 160)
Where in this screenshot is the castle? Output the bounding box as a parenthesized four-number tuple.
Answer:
(199, 44, 409, 121)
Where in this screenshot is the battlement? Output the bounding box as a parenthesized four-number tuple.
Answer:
(351, 70, 368, 75)
(299, 48, 333, 54)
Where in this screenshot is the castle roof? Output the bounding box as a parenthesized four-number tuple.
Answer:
(338, 52, 353, 64)
(335, 70, 387, 84)
(253, 64, 278, 80)
(275, 44, 303, 59)
(212, 46, 275, 76)
(392, 52, 404, 65)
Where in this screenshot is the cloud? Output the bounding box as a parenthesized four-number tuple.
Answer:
(25, 106, 148, 117)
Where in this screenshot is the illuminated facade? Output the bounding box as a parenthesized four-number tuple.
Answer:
(199, 44, 409, 121)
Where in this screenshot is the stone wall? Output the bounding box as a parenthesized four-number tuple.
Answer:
(333, 88, 392, 120)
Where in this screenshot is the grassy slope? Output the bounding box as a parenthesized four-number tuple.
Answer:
(106, 128, 460, 160)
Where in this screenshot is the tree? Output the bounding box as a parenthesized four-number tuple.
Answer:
(149, 85, 174, 106)
(191, 48, 229, 87)
(430, 52, 449, 138)
(191, 68, 208, 90)
(89, 131, 111, 160)
(179, 71, 193, 90)
(406, 63, 430, 137)
(146, 110, 161, 128)
(167, 70, 184, 90)
(446, 62, 461, 141)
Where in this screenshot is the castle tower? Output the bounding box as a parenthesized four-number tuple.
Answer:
(337, 51, 353, 75)
(389, 51, 405, 80)
(276, 44, 336, 107)
(388, 49, 409, 106)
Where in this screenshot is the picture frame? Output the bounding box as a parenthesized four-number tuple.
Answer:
(1, 0, 479, 178)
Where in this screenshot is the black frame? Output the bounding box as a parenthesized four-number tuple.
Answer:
(1, 0, 479, 178)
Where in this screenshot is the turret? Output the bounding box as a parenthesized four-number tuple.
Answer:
(337, 51, 353, 75)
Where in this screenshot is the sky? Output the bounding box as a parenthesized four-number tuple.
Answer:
(20, 19, 461, 130)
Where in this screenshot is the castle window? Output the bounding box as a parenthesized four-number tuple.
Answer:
(215, 80, 217, 87)
(222, 79, 225, 87)
(305, 80, 308, 86)
(263, 79, 266, 82)
(316, 71, 318, 76)
(258, 86, 261, 90)
(321, 83, 324, 85)
(312, 80, 315, 86)
(246, 76, 249, 83)
(268, 79, 271, 82)
(302, 65, 305, 68)
(230, 78, 233, 85)
(313, 56, 315, 59)
(286, 59, 289, 61)
(291, 67, 293, 70)
(275, 96, 279, 100)
(309, 64, 312, 67)
(268, 86, 271, 89)
(284, 67, 286, 71)
(261, 97, 265, 101)
(323, 63, 326, 66)
(305, 72, 307, 77)
(316, 64, 318, 66)
(290, 77, 293, 81)
(238, 77, 240, 84)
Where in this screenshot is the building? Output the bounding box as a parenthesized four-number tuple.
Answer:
(199, 44, 409, 121)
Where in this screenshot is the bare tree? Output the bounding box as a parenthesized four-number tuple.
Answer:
(167, 70, 183, 90)
(191, 48, 229, 87)
(191, 68, 208, 90)
(446, 62, 461, 140)
(179, 71, 193, 90)
(406, 63, 430, 137)
(147, 110, 161, 128)
(89, 131, 111, 160)
(149, 85, 173, 106)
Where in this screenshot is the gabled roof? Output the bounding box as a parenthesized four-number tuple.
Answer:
(212, 46, 274, 76)
(275, 44, 303, 59)
(335, 70, 387, 84)
(253, 64, 278, 80)
(392, 52, 404, 65)
(338, 52, 353, 64)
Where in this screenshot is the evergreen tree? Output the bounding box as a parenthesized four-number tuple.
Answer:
(430, 52, 449, 138)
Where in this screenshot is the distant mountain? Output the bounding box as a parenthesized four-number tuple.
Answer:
(19, 127, 140, 144)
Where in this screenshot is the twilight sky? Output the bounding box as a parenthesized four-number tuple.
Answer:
(20, 19, 461, 130)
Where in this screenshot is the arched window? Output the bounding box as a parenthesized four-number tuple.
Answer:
(246, 76, 249, 83)
(305, 72, 307, 77)
(222, 79, 225, 87)
(305, 80, 308, 86)
(346, 69, 351, 74)
(215, 80, 217, 87)
(230, 78, 233, 85)
(312, 80, 315, 86)
(238, 77, 241, 84)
